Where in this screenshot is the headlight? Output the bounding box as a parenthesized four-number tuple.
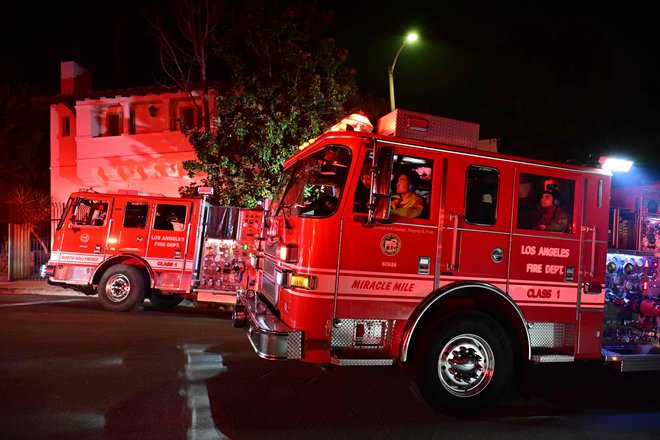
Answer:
(277, 244, 298, 263)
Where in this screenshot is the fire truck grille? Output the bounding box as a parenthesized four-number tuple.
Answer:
(265, 240, 278, 258)
(263, 257, 278, 279)
(261, 276, 277, 305)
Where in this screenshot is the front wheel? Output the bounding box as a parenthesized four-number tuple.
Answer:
(98, 265, 148, 312)
(406, 311, 513, 415)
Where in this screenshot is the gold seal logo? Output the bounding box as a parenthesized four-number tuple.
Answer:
(381, 233, 401, 256)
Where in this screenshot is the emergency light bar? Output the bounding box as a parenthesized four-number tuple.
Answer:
(599, 156, 634, 172)
(329, 113, 373, 133)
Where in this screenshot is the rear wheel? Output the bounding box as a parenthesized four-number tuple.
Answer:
(98, 265, 147, 312)
(406, 311, 513, 415)
(149, 291, 184, 309)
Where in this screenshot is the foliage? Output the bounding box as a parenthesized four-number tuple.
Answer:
(0, 66, 50, 222)
(0, 81, 48, 194)
(179, 0, 358, 207)
(146, 0, 219, 131)
(5, 186, 51, 224)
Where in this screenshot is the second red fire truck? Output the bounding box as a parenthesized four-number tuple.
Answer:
(42, 189, 262, 312)
(233, 109, 660, 415)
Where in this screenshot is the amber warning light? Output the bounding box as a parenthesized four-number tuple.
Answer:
(329, 113, 373, 133)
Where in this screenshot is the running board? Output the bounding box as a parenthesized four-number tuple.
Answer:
(602, 349, 660, 372)
(330, 357, 395, 366)
(531, 354, 574, 363)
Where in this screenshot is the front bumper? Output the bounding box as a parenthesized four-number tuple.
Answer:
(234, 289, 303, 360)
(39, 264, 55, 278)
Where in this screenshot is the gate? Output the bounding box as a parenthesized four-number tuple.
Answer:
(2, 202, 64, 281)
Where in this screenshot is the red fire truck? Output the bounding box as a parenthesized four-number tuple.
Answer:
(232, 109, 660, 414)
(41, 189, 262, 312)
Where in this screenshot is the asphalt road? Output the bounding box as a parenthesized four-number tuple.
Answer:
(1, 292, 660, 440)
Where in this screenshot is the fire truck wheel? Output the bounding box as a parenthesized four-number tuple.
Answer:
(149, 291, 184, 309)
(407, 311, 513, 415)
(98, 265, 147, 312)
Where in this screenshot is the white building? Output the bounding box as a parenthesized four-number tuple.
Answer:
(48, 61, 209, 204)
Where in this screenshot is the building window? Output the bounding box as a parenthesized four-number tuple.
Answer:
(62, 116, 70, 137)
(179, 107, 200, 131)
(129, 111, 136, 135)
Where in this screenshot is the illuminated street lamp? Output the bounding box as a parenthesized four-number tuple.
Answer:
(388, 32, 418, 112)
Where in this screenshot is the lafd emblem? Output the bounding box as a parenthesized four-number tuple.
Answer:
(381, 233, 401, 256)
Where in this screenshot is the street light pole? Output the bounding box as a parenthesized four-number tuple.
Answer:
(388, 32, 418, 112)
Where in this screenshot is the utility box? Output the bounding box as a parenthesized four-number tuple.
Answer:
(376, 109, 480, 149)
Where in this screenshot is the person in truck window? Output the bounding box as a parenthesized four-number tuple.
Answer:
(532, 187, 568, 232)
(391, 169, 425, 218)
(90, 203, 107, 226)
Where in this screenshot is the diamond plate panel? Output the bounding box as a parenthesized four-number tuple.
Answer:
(376, 109, 480, 149)
(529, 322, 575, 349)
(331, 319, 393, 349)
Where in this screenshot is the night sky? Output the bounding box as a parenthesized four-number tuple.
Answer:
(2, 0, 658, 184)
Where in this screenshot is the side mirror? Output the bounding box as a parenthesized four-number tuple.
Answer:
(367, 142, 394, 225)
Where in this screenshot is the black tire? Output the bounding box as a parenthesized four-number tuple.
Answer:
(149, 291, 184, 309)
(406, 311, 513, 415)
(98, 265, 148, 312)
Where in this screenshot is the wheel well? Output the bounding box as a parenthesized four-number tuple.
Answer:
(401, 283, 529, 370)
(92, 256, 152, 288)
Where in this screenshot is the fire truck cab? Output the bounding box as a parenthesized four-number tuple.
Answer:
(234, 109, 660, 414)
(42, 190, 262, 312)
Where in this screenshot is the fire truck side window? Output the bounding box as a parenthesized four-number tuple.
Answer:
(123, 202, 149, 229)
(516, 173, 575, 233)
(464, 165, 499, 226)
(72, 199, 109, 226)
(389, 154, 433, 220)
(154, 204, 187, 231)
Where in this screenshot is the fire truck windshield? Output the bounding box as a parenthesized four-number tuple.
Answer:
(270, 145, 351, 218)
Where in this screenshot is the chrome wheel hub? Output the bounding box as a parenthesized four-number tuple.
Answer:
(437, 333, 494, 397)
(105, 274, 131, 303)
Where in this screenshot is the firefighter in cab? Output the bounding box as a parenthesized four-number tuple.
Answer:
(391, 169, 425, 218)
(532, 185, 568, 232)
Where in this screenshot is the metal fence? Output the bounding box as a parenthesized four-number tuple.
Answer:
(1, 202, 65, 281)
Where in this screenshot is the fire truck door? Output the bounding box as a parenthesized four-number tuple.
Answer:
(337, 148, 439, 320)
(57, 195, 114, 276)
(111, 200, 151, 256)
(507, 168, 582, 314)
(144, 201, 191, 282)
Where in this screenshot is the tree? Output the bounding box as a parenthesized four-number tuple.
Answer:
(0, 64, 49, 222)
(147, 0, 219, 132)
(179, 0, 358, 207)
